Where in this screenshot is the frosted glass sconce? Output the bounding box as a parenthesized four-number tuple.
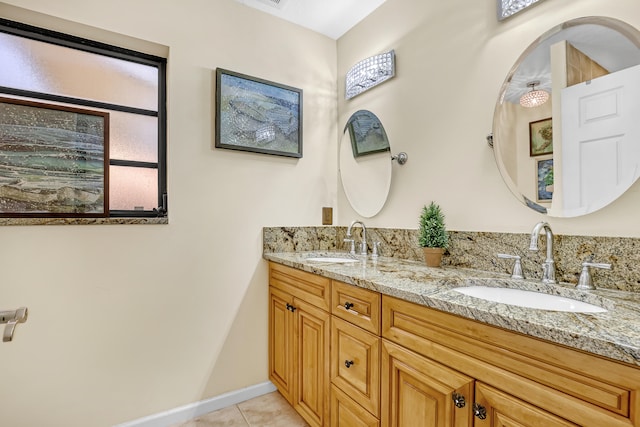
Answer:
(498, 0, 545, 20)
(345, 50, 395, 100)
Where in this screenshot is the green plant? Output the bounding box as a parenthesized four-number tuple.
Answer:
(418, 202, 449, 248)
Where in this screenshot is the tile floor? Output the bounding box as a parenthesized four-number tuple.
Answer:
(170, 391, 310, 427)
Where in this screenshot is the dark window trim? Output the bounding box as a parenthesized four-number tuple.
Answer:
(0, 18, 168, 218)
(110, 160, 158, 169)
(0, 18, 164, 66)
(0, 86, 158, 117)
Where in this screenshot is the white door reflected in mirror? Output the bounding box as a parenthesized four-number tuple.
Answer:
(561, 64, 640, 217)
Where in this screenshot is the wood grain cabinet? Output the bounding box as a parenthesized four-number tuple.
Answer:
(331, 384, 380, 427)
(474, 382, 579, 426)
(382, 294, 640, 427)
(269, 264, 640, 427)
(330, 281, 382, 427)
(269, 263, 331, 427)
(381, 340, 473, 427)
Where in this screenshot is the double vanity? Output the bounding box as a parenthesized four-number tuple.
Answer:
(282, 14, 640, 426)
(264, 228, 640, 427)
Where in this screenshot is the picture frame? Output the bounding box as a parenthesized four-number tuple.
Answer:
(529, 117, 553, 156)
(0, 97, 109, 217)
(215, 68, 303, 158)
(345, 110, 391, 158)
(536, 156, 554, 202)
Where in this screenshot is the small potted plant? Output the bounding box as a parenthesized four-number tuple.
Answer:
(418, 202, 449, 267)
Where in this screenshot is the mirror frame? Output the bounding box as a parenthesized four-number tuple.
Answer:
(492, 16, 640, 216)
(339, 110, 392, 218)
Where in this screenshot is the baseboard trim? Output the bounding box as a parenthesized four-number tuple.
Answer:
(113, 381, 277, 427)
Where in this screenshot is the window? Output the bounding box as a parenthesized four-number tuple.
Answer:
(0, 19, 167, 218)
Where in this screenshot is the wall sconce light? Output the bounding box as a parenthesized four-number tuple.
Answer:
(346, 50, 395, 100)
(497, 0, 545, 21)
(519, 81, 549, 108)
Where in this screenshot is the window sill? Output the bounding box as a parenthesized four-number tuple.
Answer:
(0, 217, 168, 226)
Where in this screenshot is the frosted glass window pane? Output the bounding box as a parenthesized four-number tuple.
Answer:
(0, 32, 158, 110)
(110, 112, 158, 163)
(109, 166, 157, 211)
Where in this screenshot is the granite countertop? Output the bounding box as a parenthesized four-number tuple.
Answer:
(264, 251, 640, 367)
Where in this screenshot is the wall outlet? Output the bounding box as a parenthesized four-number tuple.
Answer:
(322, 207, 333, 225)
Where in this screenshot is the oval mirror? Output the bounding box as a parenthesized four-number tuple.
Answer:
(339, 110, 392, 217)
(493, 17, 640, 217)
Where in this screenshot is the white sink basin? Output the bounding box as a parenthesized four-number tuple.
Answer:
(305, 256, 359, 263)
(453, 286, 607, 313)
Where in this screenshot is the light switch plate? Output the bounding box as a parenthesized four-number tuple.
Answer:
(322, 207, 333, 225)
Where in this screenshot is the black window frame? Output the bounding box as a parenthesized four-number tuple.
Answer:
(0, 18, 167, 218)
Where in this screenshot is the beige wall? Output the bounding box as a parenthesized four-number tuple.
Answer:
(337, 0, 640, 237)
(4, 0, 640, 426)
(0, 1, 337, 426)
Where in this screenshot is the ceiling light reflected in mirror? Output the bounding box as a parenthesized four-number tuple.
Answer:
(519, 81, 549, 108)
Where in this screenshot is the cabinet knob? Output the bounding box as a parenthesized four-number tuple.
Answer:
(286, 303, 296, 312)
(452, 392, 466, 408)
(344, 302, 354, 310)
(344, 360, 354, 368)
(473, 403, 487, 420)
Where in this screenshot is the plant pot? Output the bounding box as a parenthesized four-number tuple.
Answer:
(423, 247, 445, 267)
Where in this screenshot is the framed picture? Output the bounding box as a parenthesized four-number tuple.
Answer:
(345, 110, 390, 158)
(536, 156, 554, 202)
(215, 68, 302, 158)
(0, 97, 109, 217)
(529, 117, 553, 156)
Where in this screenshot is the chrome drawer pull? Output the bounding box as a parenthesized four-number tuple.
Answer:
(452, 392, 466, 408)
(473, 403, 487, 420)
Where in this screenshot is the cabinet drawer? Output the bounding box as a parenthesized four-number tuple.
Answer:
(331, 384, 379, 427)
(475, 382, 578, 426)
(332, 280, 381, 335)
(382, 295, 640, 427)
(269, 262, 331, 311)
(331, 316, 380, 417)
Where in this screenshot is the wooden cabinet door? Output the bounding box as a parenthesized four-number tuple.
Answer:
(269, 286, 295, 404)
(474, 382, 579, 427)
(295, 298, 331, 427)
(381, 340, 473, 427)
(331, 384, 380, 427)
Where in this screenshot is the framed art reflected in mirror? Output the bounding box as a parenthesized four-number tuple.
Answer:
(536, 156, 553, 203)
(529, 118, 552, 157)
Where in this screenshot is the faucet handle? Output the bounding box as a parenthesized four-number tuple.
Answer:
(372, 242, 381, 259)
(576, 259, 612, 290)
(343, 238, 356, 255)
(359, 240, 367, 256)
(497, 253, 524, 279)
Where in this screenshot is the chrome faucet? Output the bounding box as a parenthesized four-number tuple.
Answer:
(346, 220, 367, 256)
(529, 221, 556, 284)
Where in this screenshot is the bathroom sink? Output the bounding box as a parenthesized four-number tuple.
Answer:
(305, 256, 359, 263)
(452, 286, 607, 313)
